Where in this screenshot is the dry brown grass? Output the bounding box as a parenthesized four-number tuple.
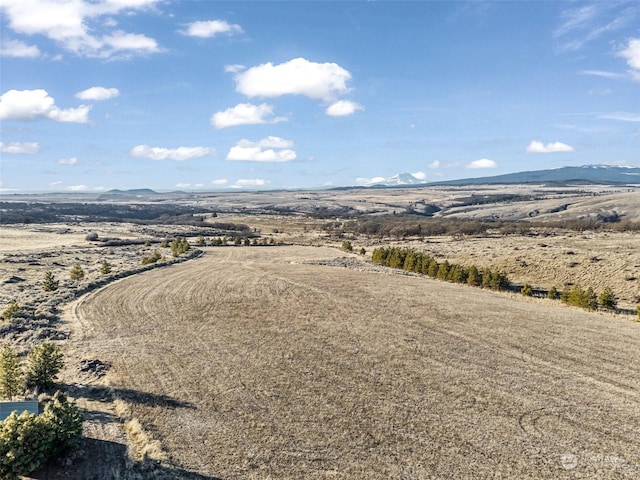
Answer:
(68, 246, 640, 479)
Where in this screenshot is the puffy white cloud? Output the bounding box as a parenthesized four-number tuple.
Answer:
(0, 38, 40, 57)
(618, 38, 640, 79)
(75, 86, 120, 101)
(226, 137, 296, 163)
(326, 100, 363, 116)
(412, 171, 427, 181)
(234, 57, 352, 101)
(233, 178, 270, 188)
(0, 89, 91, 123)
(0, 141, 40, 153)
(130, 145, 216, 161)
(466, 158, 497, 169)
(211, 178, 228, 185)
(526, 140, 575, 153)
(58, 157, 78, 165)
(0, 0, 161, 58)
(211, 103, 286, 128)
(182, 20, 242, 38)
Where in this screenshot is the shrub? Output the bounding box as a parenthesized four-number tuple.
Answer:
(42, 271, 59, 292)
(2, 301, 20, 322)
(341, 241, 353, 252)
(195, 235, 206, 246)
(521, 284, 533, 296)
(598, 287, 618, 310)
(26, 342, 64, 392)
(141, 251, 162, 265)
(170, 237, 190, 257)
(0, 346, 23, 400)
(548, 286, 559, 299)
(41, 391, 83, 457)
(100, 260, 112, 275)
(637, 306, 640, 322)
(69, 263, 85, 281)
(0, 410, 53, 479)
(359, 247, 366, 255)
(0, 392, 83, 479)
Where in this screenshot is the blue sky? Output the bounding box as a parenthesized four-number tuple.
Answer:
(1, 1, 639, 192)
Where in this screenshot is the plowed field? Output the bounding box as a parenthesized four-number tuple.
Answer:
(72, 246, 640, 479)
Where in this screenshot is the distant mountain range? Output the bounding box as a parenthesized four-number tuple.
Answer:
(365, 165, 640, 187)
(428, 165, 640, 186)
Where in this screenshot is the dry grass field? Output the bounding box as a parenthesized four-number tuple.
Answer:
(62, 246, 640, 479)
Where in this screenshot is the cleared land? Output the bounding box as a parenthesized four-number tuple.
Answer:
(69, 246, 640, 479)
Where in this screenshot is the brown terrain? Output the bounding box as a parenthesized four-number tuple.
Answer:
(0, 184, 638, 479)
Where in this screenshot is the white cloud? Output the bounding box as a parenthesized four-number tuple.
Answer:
(211, 178, 228, 185)
(130, 145, 216, 161)
(211, 103, 286, 129)
(234, 57, 352, 101)
(355, 176, 386, 186)
(428, 160, 441, 169)
(224, 64, 245, 73)
(526, 140, 575, 153)
(412, 171, 427, 181)
(0, 0, 161, 59)
(0, 38, 40, 57)
(58, 157, 78, 165)
(226, 137, 296, 163)
(0, 141, 40, 153)
(49, 180, 63, 186)
(554, 4, 635, 53)
(75, 86, 120, 101)
(238, 136, 294, 149)
(326, 100, 363, 116)
(66, 184, 89, 191)
(598, 112, 640, 122)
(233, 178, 270, 188)
(578, 70, 626, 80)
(0, 89, 90, 123)
(181, 20, 242, 38)
(618, 38, 640, 79)
(466, 158, 497, 169)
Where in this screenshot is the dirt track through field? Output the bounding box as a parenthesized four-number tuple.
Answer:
(73, 246, 640, 479)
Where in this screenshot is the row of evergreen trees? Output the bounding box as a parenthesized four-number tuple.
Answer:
(371, 246, 510, 291)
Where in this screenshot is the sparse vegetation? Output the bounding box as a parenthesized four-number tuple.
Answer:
(548, 286, 559, 299)
(521, 284, 533, 296)
(341, 240, 353, 252)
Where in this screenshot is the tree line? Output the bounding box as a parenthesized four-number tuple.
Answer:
(371, 246, 510, 290)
